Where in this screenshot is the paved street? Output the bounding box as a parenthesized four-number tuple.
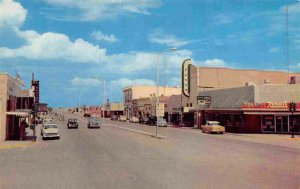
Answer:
(0, 111, 299, 189)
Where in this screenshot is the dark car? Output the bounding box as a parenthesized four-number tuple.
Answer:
(110, 115, 119, 121)
(67, 119, 78, 129)
(139, 116, 149, 124)
(146, 116, 157, 126)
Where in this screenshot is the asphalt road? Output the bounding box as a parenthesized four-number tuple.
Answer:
(0, 110, 299, 189)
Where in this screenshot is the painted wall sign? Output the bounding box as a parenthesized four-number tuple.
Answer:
(182, 59, 192, 97)
(241, 102, 300, 109)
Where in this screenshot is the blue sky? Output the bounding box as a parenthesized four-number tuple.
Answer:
(0, 0, 300, 107)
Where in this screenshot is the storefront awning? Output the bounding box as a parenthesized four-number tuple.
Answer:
(6, 112, 30, 117)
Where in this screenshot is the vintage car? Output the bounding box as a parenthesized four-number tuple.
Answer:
(118, 115, 127, 122)
(129, 116, 139, 123)
(157, 118, 168, 127)
(67, 118, 78, 129)
(139, 116, 149, 124)
(42, 118, 54, 126)
(41, 123, 60, 140)
(110, 115, 119, 121)
(87, 117, 101, 129)
(201, 121, 225, 134)
(146, 116, 157, 126)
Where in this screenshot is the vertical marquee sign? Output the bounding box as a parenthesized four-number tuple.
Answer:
(182, 59, 192, 97)
(32, 80, 39, 104)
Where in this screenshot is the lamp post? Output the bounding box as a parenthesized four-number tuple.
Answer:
(155, 48, 177, 137)
(92, 77, 106, 124)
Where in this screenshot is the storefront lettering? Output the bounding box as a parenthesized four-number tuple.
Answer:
(242, 102, 299, 109)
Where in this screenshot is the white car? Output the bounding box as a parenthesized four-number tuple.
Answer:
(41, 124, 60, 140)
(42, 118, 54, 126)
(129, 116, 139, 123)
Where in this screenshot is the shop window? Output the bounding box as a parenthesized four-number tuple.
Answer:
(289, 115, 300, 132)
(234, 115, 245, 127)
(262, 115, 275, 132)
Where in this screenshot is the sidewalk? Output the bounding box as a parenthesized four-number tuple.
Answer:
(0, 128, 37, 150)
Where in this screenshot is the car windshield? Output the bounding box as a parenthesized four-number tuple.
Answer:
(69, 119, 77, 122)
(90, 118, 99, 123)
(44, 124, 57, 129)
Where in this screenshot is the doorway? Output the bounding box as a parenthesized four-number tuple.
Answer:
(275, 115, 289, 133)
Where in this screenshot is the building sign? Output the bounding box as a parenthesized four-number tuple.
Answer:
(182, 59, 192, 97)
(242, 102, 300, 109)
(156, 103, 165, 117)
(197, 96, 211, 105)
(32, 80, 39, 104)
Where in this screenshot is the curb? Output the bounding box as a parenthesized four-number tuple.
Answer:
(106, 123, 167, 139)
(0, 142, 36, 150)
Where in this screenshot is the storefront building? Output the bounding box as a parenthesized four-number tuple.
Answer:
(181, 59, 300, 128)
(0, 73, 34, 141)
(196, 84, 300, 134)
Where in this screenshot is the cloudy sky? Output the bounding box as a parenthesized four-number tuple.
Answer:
(1, 0, 300, 107)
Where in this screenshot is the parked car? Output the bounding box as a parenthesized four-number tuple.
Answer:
(139, 116, 149, 124)
(118, 115, 127, 122)
(129, 116, 139, 123)
(87, 117, 100, 129)
(201, 121, 225, 134)
(67, 118, 78, 129)
(146, 116, 157, 126)
(110, 115, 119, 121)
(42, 118, 54, 125)
(157, 118, 168, 127)
(41, 123, 60, 140)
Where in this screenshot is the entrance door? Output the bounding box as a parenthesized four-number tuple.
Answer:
(275, 116, 289, 133)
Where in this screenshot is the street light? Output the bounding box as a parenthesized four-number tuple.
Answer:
(155, 47, 177, 137)
(92, 77, 106, 124)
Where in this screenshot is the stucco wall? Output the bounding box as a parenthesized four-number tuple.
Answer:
(254, 84, 300, 103)
(0, 74, 8, 141)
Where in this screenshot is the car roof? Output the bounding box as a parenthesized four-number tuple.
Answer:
(43, 123, 57, 127)
(207, 121, 220, 124)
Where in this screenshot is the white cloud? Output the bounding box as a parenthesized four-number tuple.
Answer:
(110, 78, 155, 89)
(0, 28, 107, 63)
(0, 0, 27, 28)
(269, 47, 280, 53)
(41, 0, 161, 21)
(71, 77, 102, 87)
(213, 14, 233, 25)
(148, 29, 190, 47)
(91, 30, 118, 43)
(107, 49, 192, 74)
(196, 58, 227, 67)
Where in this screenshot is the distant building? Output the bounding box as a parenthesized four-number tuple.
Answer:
(123, 85, 181, 118)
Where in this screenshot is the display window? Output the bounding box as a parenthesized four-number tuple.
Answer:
(262, 115, 275, 132)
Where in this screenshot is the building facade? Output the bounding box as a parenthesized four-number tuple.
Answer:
(123, 85, 181, 118)
(181, 59, 300, 130)
(0, 73, 34, 141)
(196, 84, 300, 134)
